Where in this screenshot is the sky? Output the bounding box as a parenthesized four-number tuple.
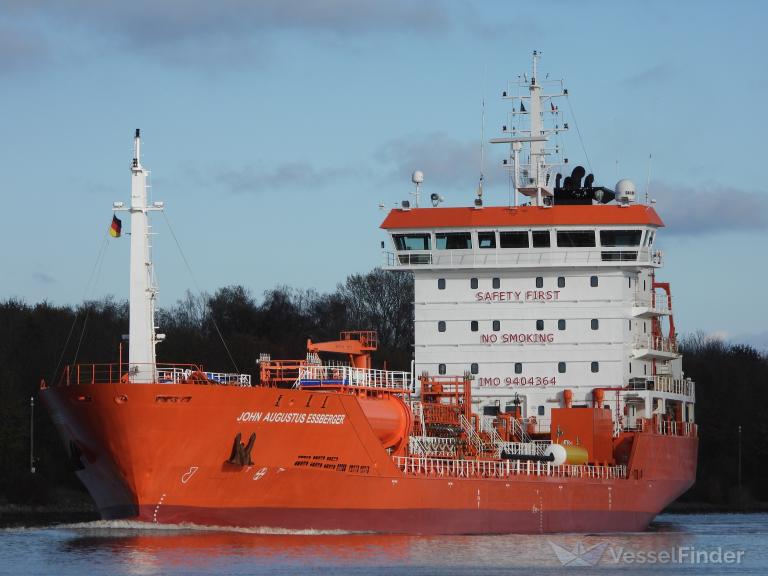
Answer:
(1, 0, 767, 348)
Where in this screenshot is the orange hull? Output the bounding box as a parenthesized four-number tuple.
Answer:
(42, 382, 697, 534)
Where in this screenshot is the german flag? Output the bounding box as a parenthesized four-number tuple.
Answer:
(109, 215, 122, 238)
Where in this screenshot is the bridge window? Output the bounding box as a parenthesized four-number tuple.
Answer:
(436, 232, 472, 250)
(647, 231, 655, 246)
(478, 231, 496, 248)
(393, 233, 430, 251)
(556, 230, 596, 247)
(558, 276, 566, 288)
(470, 363, 479, 374)
(492, 277, 501, 289)
(438, 278, 446, 290)
(493, 320, 501, 331)
(499, 231, 529, 248)
(471, 321, 479, 332)
(590, 275, 598, 287)
(591, 319, 599, 330)
(558, 319, 566, 330)
(438, 363, 446, 375)
(536, 276, 544, 288)
(536, 320, 544, 331)
(600, 230, 642, 247)
(470, 277, 478, 289)
(438, 321, 446, 332)
(515, 363, 523, 374)
(558, 362, 566, 373)
(591, 361, 599, 373)
(532, 230, 551, 247)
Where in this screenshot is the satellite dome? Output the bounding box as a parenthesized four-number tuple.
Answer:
(615, 179, 636, 203)
(411, 170, 424, 184)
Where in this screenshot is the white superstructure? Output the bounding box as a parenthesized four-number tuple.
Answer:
(382, 53, 695, 436)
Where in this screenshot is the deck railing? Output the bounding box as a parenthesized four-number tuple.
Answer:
(295, 364, 414, 392)
(628, 376, 695, 398)
(633, 335, 679, 354)
(384, 247, 662, 269)
(392, 456, 627, 480)
(633, 292, 671, 313)
(56, 363, 252, 386)
(638, 418, 698, 438)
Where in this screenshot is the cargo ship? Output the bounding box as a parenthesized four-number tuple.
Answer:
(41, 52, 697, 534)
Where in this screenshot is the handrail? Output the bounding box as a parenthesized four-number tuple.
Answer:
(627, 376, 695, 398)
(458, 413, 485, 454)
(633, 335, 678, 354)
(392, 455, 627, 480)
(55, 362, 252, 387)
(384, 246, 661, 269)
(637, 418, 698, 438)
(295, 364, 414, 393)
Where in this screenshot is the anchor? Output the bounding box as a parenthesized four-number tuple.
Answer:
(226, 432, 256, 466)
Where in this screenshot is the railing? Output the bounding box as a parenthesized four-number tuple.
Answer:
(633, 292, 671, 314)
(384, 246, 661, 269)
(628, 376, 695, 398)
(496, 441, 550, 457)
(392, 456, 627, 481)
(638, 418, 698, 438)
(511, 417, 534, 442)
(459, 413, 486, 454)
(409, 435, 458, 457)
(633, 335, 679, 354)
(56, 363, 252, 386)
(295, 364, 414, 392)
(410, 400, 427, 436)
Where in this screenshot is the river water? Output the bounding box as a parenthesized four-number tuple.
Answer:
(1, 513, 766, 575)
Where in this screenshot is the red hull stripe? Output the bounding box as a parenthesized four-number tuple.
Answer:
(134, 505, 655, 535)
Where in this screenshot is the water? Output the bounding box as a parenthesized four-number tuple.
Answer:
(2, 514, 767, 575)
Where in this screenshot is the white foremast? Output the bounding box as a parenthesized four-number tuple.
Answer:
(116, 129, 164, 383)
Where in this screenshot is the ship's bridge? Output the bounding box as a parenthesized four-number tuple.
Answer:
(381, 205, 664, 270)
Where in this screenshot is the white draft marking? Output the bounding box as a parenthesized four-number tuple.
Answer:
(181, 466, 198, 484)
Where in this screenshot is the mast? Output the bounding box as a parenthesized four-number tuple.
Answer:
(528, 50, 544, 206)
(490, 50, 568, 207)
(121, 129, 163, 383)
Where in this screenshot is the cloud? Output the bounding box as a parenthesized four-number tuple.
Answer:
(379, 132, 504, 194)
(649, 182, 768, 235)
(622, 63, 674, 87)
(0, 23, 49, 74)
(32, 271, 55, 285)
(2, 0, 451, 68)
(218, 161, 362, 195)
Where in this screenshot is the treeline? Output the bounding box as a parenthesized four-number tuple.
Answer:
(0, 269, 766, 509)
(676, 335, 768, 507)
(0, 268, 413, 503)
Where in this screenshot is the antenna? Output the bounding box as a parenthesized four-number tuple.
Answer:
(478, 97, 485, 201)
(645, 153, 652, 204)
(411, 170, 424, 207)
